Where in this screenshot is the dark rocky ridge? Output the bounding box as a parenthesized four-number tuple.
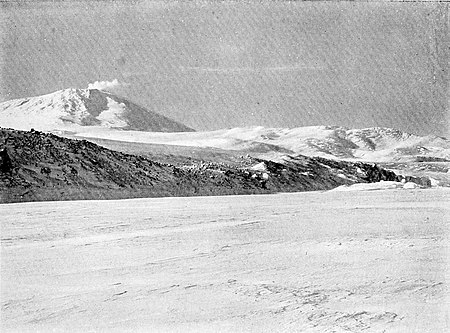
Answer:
(0, 128, 430, 203)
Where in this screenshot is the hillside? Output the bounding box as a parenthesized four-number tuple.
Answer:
(0, 88, 194, 133)
(0, 128, 428, 204)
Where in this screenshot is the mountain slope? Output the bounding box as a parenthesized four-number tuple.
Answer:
(0, 88, 194, 132)
(72, 125, 450, 163)
(0, 128, 427, 203)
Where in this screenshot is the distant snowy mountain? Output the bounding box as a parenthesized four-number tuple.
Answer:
(0, 88, 194, 132)
(73, 125, 450, 163)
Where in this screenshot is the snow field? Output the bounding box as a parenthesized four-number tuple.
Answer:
(1, 189, 449, 332)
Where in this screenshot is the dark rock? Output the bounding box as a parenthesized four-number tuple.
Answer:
(0, 147, 13, 173)
(404, 176, 431, 187)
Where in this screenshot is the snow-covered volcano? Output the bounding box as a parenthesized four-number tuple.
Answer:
(0, 88, 194, 132)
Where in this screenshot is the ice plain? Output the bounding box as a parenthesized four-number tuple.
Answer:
(1, 188, 449, 332)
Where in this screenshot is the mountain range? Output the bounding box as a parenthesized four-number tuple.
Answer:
(74, 125, 450, 164)
(1, 88, 448, 164)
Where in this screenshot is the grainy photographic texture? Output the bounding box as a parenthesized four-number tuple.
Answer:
(1, 1, 449, 332)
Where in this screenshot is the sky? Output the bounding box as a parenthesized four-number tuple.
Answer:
(0, 1, 448, 136)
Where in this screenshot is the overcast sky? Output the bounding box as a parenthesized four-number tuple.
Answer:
(1, 1, 448, 136)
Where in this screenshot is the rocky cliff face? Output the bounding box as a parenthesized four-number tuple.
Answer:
(0, 128, 429, 203)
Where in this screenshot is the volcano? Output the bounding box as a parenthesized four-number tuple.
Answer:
(0, 88, 194, 133)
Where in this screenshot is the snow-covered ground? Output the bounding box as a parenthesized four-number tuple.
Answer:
(1, 189, 449, 332)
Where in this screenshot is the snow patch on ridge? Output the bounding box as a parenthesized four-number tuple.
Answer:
(331, 181, 424, 192)
(96, 97, 127, 128)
